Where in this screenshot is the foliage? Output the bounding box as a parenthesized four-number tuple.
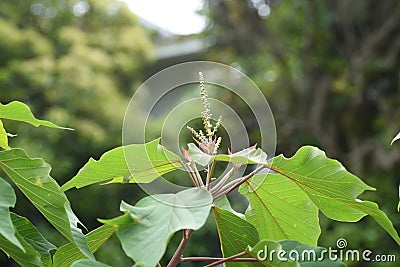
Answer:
(0, 1, 154, 264)
(0, 0, 154, 180)
(1, 78, 399, 267)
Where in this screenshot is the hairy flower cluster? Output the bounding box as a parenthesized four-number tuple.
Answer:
(187, 72, 222, 155)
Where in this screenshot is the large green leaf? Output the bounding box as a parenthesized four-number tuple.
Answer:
(0, 213, 56, 267)
(0, 119, 10, 150)
(266, 146, 400, 245)
(0, 101, 71, 130)
(0, 177, 23, 251)
(246, 240, 345, 267)
(213, 206, 259, 267)
(100, 188, 213, 267)
(61, 138, 181, 191)
(53, 225, 115, 267)
(187, 143, 267, 166)
(239, 174, 320, 245)
(0, 149, 93, 259)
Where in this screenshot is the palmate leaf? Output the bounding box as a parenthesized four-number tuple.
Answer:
(0, 149, 93, 259)
(53, 225, 115, 267)
(213, 206, 259, 267)
(100, 188, 213, 267)
(0, 101, 71, 130)
(239, 174, 320, 246)
(61, 138, 181, 191)
(246, 240, 345, 267)
(0, 177, 23, 251)
(0, 213, 56, 267)
(261, 146, 400, 245)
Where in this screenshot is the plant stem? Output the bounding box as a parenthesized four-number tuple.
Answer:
(209, 166, 236, 194)
(181, 162, 199, 187)
(167, 229, 193, 267)
(187, 163, 203, 187)
(206, 160, 215, 190)
(213, 164, 266, 200)
(211, 177, 242, 198)
(181, 256, 258, 263)
(203, 251, 247, 267)
(191, 162, 204, 187)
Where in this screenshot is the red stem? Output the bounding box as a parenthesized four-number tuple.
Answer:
(166, 229, 193, 267)
(181, 256, 258, 262)
(204, 251, 247, 267)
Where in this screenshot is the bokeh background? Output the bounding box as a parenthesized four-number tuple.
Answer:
(0, 0, 399, 266)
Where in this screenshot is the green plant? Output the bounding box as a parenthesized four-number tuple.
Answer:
(0, 75, 399, 267)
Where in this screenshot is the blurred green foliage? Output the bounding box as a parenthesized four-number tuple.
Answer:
(0, 0, 153, 180)
(0, 0, 153, 266)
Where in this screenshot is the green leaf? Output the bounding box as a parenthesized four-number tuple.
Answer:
(0, 177, 23, 251)
(215, 146, 268, 164)
(187, 143, 214, 166)
(246, 240, 346, 267)
(61, 138, 181, 191)
(0, 213, 56, 267)
(53, 225, 115, 267)
(279, 240, 346, 267)
(239, 174, 320, 246)
(214, 195, 245, 219)
(187, 143, 267, 166)
(71, 259, 111, 267)
(0, 101, 71, 130)
(213, 206, 259, 267)
(0, 149, 93, 259)
(100, 188, 213, 267)
(267, 146, 400, 245)
(391, 131, 400, 145)
(0, 119, 10, 150)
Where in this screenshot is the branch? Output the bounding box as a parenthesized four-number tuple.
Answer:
(190, 162, 205, 187)
(209, 166, 236, 194)
(167, 229, 193, 267)
(213, 164, 267, 200)
(204, 251, 247, 267)
(206, 160, 215, 190)
(181, 161, 199, 187)
(181, 256, 258, 263)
